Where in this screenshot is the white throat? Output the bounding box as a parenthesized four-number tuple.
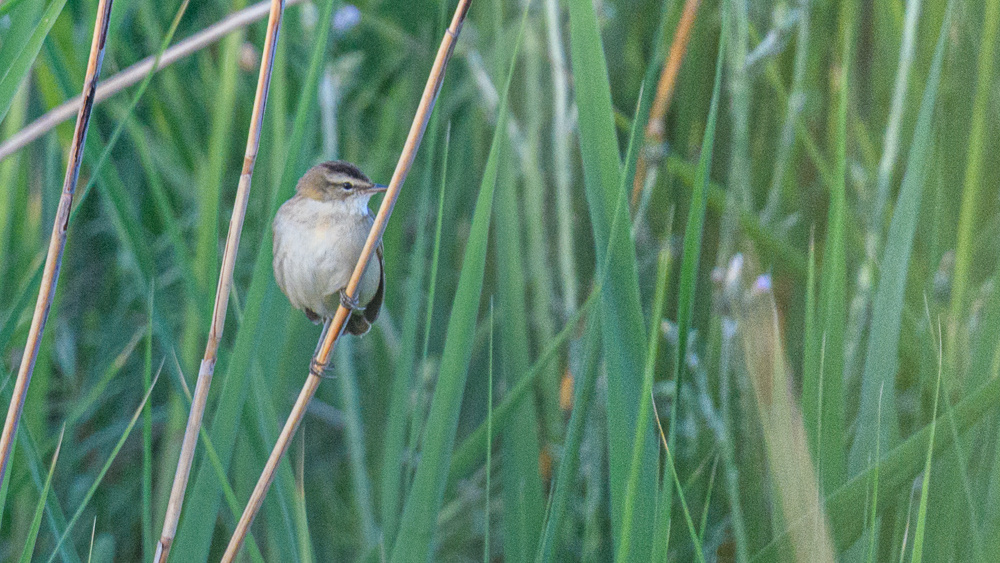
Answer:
(329, 194, 374, 216)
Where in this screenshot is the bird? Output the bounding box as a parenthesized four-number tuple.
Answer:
(272, 160, 386, 338)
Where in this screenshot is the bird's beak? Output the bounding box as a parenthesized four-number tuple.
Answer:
(369, 183, 389, 193)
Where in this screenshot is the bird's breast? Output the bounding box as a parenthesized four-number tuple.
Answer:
(273, 197, 378, 318)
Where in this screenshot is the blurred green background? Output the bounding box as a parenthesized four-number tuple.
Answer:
(1, 0, 999, 560)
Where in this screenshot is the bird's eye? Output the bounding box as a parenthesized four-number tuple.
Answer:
(342, 182, 353, 191)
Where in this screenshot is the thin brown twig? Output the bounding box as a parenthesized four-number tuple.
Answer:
(153, 0, 287, 560)
(0, 0, 306, 164)
(630, 0, 701, 209)
(220, 1, 472, 559)
(0, 0, 115, 492)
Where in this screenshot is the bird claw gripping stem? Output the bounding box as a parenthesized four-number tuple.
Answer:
(309, 357, 336, 380)
(339, 289, 361, 312)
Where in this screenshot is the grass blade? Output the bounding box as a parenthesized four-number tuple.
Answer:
(663, 11, 726, 551)
(143, 287, 155, 561)
(803, 10, 850, 491)
(484, 302, 494, 563)
(948, 0, 1000, 344)
(379, 120, 446, 546)
(0, 0, 67, 125)
(535, 313, 601, 562)
(849, 5, 950, 474)
(448, 291, 598, 483)
(566, 0, 658, 554)
(618, 246, 692, 562)
(46, 369, 161, 562)
(389, 11, 527, 561)
(910, 321, 944, 563)
(18, 425, 64, 563)
(494, 74, 544, 561)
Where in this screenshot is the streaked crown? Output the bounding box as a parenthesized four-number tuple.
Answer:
(297, 160, 376, 202)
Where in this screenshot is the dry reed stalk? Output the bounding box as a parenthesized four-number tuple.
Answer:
(220, 1, 472, 559)
(153, 0, 286, 560)
(737, 279, 835, 563)
(0, 0, 306, 164)
(0, 0, 115, 493)
(629, 0, 701, 209)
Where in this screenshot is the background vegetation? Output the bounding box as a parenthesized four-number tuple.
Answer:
(0, 0, 998, 560)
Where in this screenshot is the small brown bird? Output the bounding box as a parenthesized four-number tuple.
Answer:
(272, 161, 386, 336)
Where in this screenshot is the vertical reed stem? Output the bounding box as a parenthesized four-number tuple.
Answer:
(0, 0, 115, 495)
(154, 0, 286, 560)
(220, 2, 472, 559)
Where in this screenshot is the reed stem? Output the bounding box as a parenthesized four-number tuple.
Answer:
(0, 0, 115, 496)
(629, 0, 701, 208)
(154, 0, 286, 560)
(220, 1, 472, 559)
(0, 0, 306, 163)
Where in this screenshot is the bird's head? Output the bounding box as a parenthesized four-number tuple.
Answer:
(296, 161, 387, 210)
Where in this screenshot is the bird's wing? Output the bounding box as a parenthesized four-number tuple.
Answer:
(364, 243, 385, 325)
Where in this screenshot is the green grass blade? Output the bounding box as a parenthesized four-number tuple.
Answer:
(807, 12, 850, 491)
(910, 327, 944, 563)
(293, 432, 315, 563)
(143, 287, 155, 561)
(494, 81, 544, 561)
(753, 375, 1000, 560)
(247, 363, 303, 561)
(659, 425, 704, 563)
(379, 108, 445, 551)
(335, 342, 378, 549)
(448, 291, 598, 483)
(566, 0, 657, 555)
(849, 5, 950, 474)
(618, 247, 691, 562)
(664, 12, 726, 549)
(18, 425, 64, 563)
(484, 302, 494, 563)
(45, 370, 161, 562)
(388, 12, 528, 560)
(628, 0, 677, 223)
(535, 313, 601, 562)
(407, 123, 451, 470)
(0, 0, 66, 126)
(871, 0, 924, 228)
(187, 0, 246, 317)
(6, 423, 81, 563)
(170, 359, 266, 562)
(948, 0, 1000, 337)
(866, 387, 883, 563)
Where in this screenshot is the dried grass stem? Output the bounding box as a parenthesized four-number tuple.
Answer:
(220, 1, 472, 559)
(0, 0, 115, 496)
(630, 0, 701, 208)
(154, 0, 287, 560)
(0, 0, 306, 163)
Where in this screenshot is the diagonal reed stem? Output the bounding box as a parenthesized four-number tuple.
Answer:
(0, 0, 307, 164)
(220, 1, 472, 559)
(0, 0, 115, 497)
(154, 0, 286, 560)
(629, 0, 701, 208)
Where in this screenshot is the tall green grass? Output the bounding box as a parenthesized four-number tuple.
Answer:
(3, 0, 1000, 560)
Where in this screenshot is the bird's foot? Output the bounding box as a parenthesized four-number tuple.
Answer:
(340, 289, 361, 312)
(309, 357, 337, 380)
